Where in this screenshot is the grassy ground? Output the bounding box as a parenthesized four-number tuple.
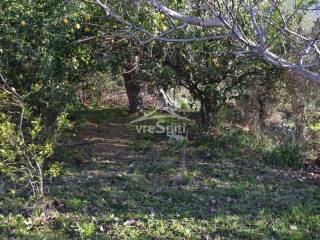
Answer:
(1, 108, 320, 239)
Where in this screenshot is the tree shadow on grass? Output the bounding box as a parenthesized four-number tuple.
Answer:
(3, 108, 320, 239)
(47, 146, 320, 239)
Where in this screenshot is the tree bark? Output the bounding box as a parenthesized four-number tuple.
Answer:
(123, 55, 144, 113)
(286, 71, 308, 141)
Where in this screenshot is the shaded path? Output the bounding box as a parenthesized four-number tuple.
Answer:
(46, 108, 320, 239)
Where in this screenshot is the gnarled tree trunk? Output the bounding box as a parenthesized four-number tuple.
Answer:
(123, 55, 144, 113)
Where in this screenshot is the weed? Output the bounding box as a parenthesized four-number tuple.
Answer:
(73, 221, 95, 239)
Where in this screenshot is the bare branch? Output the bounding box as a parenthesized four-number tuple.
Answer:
(143, 34, 231, 44)
(149, 0, 224, 27)
(95, 0, 320, 82)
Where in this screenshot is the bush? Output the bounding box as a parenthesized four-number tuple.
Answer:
(0, 80, 71, 197)
(0, 113, 49, 196)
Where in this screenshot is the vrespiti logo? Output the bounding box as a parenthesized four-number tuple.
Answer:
(130, 104, 190, 135)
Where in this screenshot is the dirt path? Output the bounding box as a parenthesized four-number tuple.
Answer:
(66, 113, 140, 181)
(68, 110, 320, 186)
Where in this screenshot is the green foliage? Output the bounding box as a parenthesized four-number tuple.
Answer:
(1, 1, 320, 239)
(1, 109, 320, 239)
(264, 140, 303, 167)
(0, 114, 20, 179)
(170, 137, 188, 149)
(309, 121, 320, 131)
(47, 162, 62, 178)
(0, 0, 101, 120)
(0, 113, 52, 169)
(65, 198, 85, 211)
(56, 112, 72, 131)
(0, 87, 71, 195)
(130, 139, 153, 152)
(206, 128, 258, 158)
(72, 221, 95, 239)
(69, 108, 129, 125)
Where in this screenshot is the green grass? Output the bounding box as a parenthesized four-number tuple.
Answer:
(263, 140, 303, 167)
(69, 107, 129, 125)
(1, 108, 320, 239)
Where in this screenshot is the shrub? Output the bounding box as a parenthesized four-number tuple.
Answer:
(0, 77, 71, 197)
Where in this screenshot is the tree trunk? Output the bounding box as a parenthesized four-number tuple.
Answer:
(286, 71, 308, 141)
(200, 101, 214, 127)
(123, 55, 144, 113)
